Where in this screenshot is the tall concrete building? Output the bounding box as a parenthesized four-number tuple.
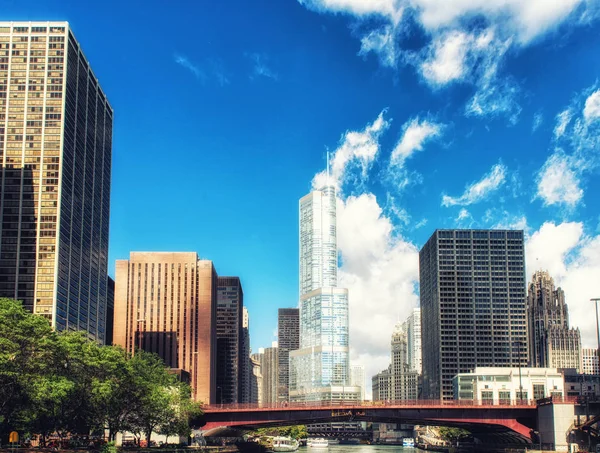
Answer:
(402, 308, 422, 374)
(419, 230, 528, 400)
(582, 348, 600, 375)
(527, 270, 582, 372)
(277, 307, 299, 402)
(0, 22, 112, 343)
(105, 276, 114, 345)
(350, 365, 365, 401)
(253, 344, 278, 404)
(372, 323, 418, 401)
(371, 323, 419, 401)
(240, 307, 251, 403)
(249, 355, 262, 404)
(290, 183, 360, 402)
(113, 252, 217, 404)
(216, 276, 243, 404)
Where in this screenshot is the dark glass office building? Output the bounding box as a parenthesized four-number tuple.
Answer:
(278, 307, 299, 402)
(420, 229, 528, 400)
(0, 21, 112, 343)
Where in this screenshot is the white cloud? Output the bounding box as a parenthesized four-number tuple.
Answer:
(313, 111, 390, 191)
(297, 0, 596, 122)
(583, 89, 600, 123)
(246, 53, 279, 81)
(532, 111, 544, 132)
(390, 117, 444, 163)
(441, 162, 507, 207)
(174, 54, 206, 81)
(554, 109, 573, 138)
(525, 222, 600, 348)
(535, 152, 583, 207)
(337, 194, 419, 398)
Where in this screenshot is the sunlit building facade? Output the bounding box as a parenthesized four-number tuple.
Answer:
(402, 307, 422, 374)
(290, 183, 360, 402)
(0, 21, 112, 343)
(583, 348, 600, 375)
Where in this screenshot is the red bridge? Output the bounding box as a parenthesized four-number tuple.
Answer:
(201, 399, 554, 444)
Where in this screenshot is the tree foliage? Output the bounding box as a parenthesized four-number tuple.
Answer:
(250, 425, 308, 439)
(438, 426, 470, 443)
(0, 298, 203, 443)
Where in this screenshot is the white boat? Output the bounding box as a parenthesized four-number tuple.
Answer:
(271, 436, 299, 452)
(402, 437, 415, 447)
(307, 438, 329, 448)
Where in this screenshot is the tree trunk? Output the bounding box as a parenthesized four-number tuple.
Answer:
(145, 426, 152, 447)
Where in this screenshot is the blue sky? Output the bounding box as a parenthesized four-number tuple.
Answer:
(4, 0, 600, 385)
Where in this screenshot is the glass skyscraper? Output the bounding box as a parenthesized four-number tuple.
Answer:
(290, 183, 360, 402)
(0, 22, 112, 343)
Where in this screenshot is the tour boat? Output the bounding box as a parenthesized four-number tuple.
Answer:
(307, 438, 329, 448)
(402, 437, 415, 447)
(271, 436, 299, 452)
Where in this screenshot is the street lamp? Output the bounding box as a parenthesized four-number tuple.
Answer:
(514, 341, 524, 404)
(136, 319, 145, 352)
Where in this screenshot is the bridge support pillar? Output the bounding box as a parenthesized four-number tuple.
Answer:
(538, 401, 575, 451)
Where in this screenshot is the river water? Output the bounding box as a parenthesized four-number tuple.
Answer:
(298, 446, 424, 452)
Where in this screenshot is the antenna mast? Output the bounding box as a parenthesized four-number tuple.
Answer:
(326, 150, 330, 186)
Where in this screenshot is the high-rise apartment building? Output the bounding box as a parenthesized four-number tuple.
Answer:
(419, 230, 528, 400)
(402, 308, 422, 374)
(240, 307, 251, 403)
(113, 252, 217, 403)
(252, 344, 278, 404)
(216, 277, 243, 404)
(527, 270, 582, 372)
(0, 22, 112, 342)
(350, 365, 365, 401)
(290, 183, 360, 402)
(372, 323, 418, 401)
(582, 349, 600, 375)
(277, 307, 299, 402)
(249, 355, 262, 404)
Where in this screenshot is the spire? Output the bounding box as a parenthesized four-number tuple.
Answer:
(326, 150, 330, 186)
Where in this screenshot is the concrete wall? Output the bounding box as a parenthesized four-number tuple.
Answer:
(538, 402, 575, 451)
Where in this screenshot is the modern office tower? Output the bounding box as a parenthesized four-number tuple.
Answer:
(350, 365, 366, 401)
(113, 252, 217, 403)
(583, 348, 600, 375)
(372, 323, 418, 401)
(290, 183, 360, 402)
(419, 230, 528, 400)
(0, 22, 112, 343)
(105, 276, 114, 345)
(249, 355, 262, 404)
(277, 307, 299, 402)
(240, 307, 251, 403)
(215, 276, 243, 404)
(527, 270, 582, 372)
(402, 308, 422, 374)
(252, 344, 278, 404)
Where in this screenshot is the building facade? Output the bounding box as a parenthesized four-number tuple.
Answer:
(249, 355, 262, 404)
(527, 270, 582, 372)
(253, 345, 278, 404)
(277, 308, 299, 402)
(113, 252, 217, 403)
(351, 365, 365, 401)
(402, 308, 422, 374)
(420, 230, 528, 400)
(453, 367, 564, 403)
(240, 307, 251, 403)
(0, 21, 112, 342)
(216, 276, 243, 404)
(105, 276, 114, 345)
(372, 322, 418, 401)
(290, 184, 359, 402)
(583, 348, 600, 375)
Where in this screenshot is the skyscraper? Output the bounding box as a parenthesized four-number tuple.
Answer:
(252, 344, 278, 404)
(240, 307, 251, 403)
(216, 276, 243, 404)
(402, 308, 422, 374)
(113, 252, 217, 403)
(419, 230, 528, 400)
(350, 365, 365, 401)
(277, 307, 299, 402)
(289, 183, 360, 402)
(372, 323, 418, 401)
(0, 21, 112, 343)
(582, 348, 599, 375)
(527, 270, 582, 372)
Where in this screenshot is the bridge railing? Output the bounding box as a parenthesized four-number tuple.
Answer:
(202, 397, 575, 411)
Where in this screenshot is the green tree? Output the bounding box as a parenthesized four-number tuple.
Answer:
(438, 427, 469, 444)
(0, 298, 55, 440)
